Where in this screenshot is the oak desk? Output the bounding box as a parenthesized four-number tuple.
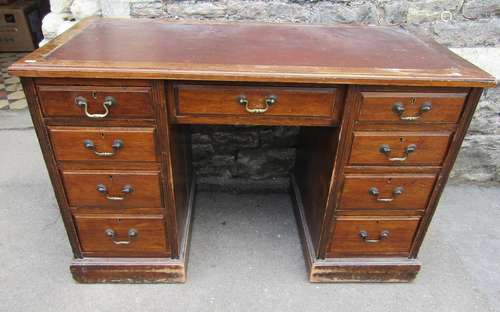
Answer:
(9, 17, 495, 283)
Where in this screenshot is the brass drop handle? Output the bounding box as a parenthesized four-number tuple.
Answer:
(393, 101, 432, 121)
(75, 96, 116, 119)
(359, 230, 390, 243)
(237, 95, 277, 114)
(379, 144, 416, 162)
(96, 184, 133, 201)
(104, 228, 138, 245)
(83, 139, 123, 157)
(368, 186, 404, 202)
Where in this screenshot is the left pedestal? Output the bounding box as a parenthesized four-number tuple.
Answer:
(21, 78, 193, 283)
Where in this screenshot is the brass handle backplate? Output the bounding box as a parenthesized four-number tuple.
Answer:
(96, 184, 133, 201)
(368, 186, 404, 202)
(392, 100, 432, 121)
(359, 230, 390, 243)
(105, 228, 138, 245)
(75, 95, 116, 119)
(379, 144, 416, 162)
(83, 139, 123, 157)
(237, 95, 277, 114)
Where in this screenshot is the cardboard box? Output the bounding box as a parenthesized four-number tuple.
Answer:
(0, 0, 42, 52)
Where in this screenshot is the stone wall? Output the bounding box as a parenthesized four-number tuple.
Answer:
(42, 0, 500, 184)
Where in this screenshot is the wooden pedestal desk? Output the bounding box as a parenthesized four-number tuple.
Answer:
(9, 18, 495, 283)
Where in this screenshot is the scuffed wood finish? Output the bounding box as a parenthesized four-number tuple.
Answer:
(173, 83, 341, 125)
(349, 131, 452, 166)
(339, 174, 437, 210)
(74, 214, 169, 256)
(294, 126, 339, 252)
(357, 91, 467, 123)
(290, 175, 421, 282)
(62, 170, 163, 209)
(327, 217, 421, 257)
(310, 259, 421, 283)
(70, 257, 186, 283)
(49, 127, 158, 162)
(10, 19, 495, 283)
(37, 84, 154, 119)
(9, 18, 495, 87)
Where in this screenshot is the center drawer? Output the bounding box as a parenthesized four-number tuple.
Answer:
(63, 170, 163, 209)
(172, 83, 341, 125)
(49, 127, 158, 162)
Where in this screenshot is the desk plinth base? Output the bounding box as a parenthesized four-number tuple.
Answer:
(308, 258, 420, 283)
(70, 257, 187, 283)
(290, 176, 421, 283)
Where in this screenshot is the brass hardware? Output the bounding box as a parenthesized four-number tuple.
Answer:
(379, 144, 416, 161)
(265, 95, 278, 106)
(368, 186, 404, 202)
(392, 100, 432, 121)
(75, 96, 116, 118)
(96, 184, 133, 201)
(104, 228, 138, 245)
(237, 95, 277, 114)
(359, 230, 390, 243)
(83, 139, 123, 157)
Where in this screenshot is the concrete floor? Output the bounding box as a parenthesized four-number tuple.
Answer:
(1, 111, 500, 312)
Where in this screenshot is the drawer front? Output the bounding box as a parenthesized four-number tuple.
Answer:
(74, 215, 168, 255)
(327, 217, 420, 257)
(49, 127, 157, 162)
(340, 174, 437, 210)
(358, 91, 467, 123)
(175, 84, 338, 119)
(37, 85, 154, 119)
(349, 131, 452, 166)
(63, 170, 162, 209)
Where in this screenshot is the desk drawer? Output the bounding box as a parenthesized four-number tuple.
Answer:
(49, 127, 157, 162)
(358, 91, 467, 123)
(63, 170, 163, 209)
(340, 174, 437, 210)
(349, 131, 451, 166)
(74, 214, 168, 255)
(37, 85, 154, 119)
(174, 84, 339, 124)
(327, 217, 420, 257)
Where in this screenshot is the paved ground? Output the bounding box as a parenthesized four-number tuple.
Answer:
(1, 112, 499, 312)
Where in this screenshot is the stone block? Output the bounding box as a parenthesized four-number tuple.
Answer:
(191, 133, 212, 144)
(131, 0, 164, 18)
(259, 127, 300, 148)
(451, 134, 500, 182)
(380, 0, 409, 24)
(468, 88, 500, 135)
(236, 148, 295, 180)
(462, 0, 500, 20)
(167, 1, 227, 19)
(311, 2, 379, 24)
(192, 143, 215, 161)
(411, 19, 500, 47)
(407, 0, 462, 23)
(212, 130, 259, 153)
(193, 154, 237, 178)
